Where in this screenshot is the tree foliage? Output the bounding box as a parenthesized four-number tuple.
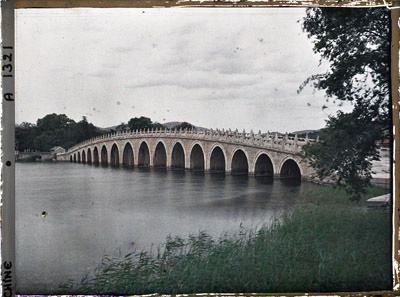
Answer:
(128, 116, 153, 131)
(173, 121, 195, 131)
(302, 99, 384, 201)
(16, 122, 38, 151)
(16, 114, 103, 152)
(128, 116, 165, 131)
(16, 114, 173, 153)
(299, 7, 390, 119)
(299, 8, 390, 200)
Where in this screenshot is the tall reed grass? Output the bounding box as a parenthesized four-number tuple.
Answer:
(61, 185, 392, 294)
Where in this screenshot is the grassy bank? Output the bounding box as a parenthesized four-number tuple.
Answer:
(62, 185, 392, 294)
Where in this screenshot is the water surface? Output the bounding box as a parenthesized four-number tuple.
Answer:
(16, 162, 318, 293)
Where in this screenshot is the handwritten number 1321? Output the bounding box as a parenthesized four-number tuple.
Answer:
(2, 53, 13, 77)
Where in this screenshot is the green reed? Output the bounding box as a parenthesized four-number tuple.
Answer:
(61, 185, 392, 294)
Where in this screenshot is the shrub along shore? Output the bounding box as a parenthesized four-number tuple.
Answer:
(61, 185, 392, 295)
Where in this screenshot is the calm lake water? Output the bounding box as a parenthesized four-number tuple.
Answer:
(15, 162, 332, 293)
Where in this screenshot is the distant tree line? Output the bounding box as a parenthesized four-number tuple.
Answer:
(114, 116, 195, 133)
(16, 114, 103, 152)
(16, 114, 196, 152)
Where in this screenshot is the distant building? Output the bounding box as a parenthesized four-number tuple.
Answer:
(51, 146, 66, 154)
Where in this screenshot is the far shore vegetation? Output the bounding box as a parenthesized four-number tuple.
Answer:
(60, 184, 391, 295)
(16, 113, 196, 154)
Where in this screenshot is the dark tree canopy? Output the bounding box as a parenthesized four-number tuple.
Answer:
(299, 7, 390, 122)
(128, 116, 154, 131)
(302, 99, 383, 201)
(17, 114, 172, 153)
(300, 8, 391, 200)
(36, 113, 74, 132)
(16, 122, 38, 151)
(16, 114, 103, 152)
(173, 122, 195, 130)
(17, 114, 198, 155)
(128, 116, 166, 131)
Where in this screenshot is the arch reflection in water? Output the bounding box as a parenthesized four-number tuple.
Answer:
(16, 162, 311, 293)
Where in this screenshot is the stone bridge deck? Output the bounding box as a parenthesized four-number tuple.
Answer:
(58, 128, 316, 179)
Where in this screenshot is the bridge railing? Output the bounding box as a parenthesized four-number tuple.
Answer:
(65, 128, 317, 154)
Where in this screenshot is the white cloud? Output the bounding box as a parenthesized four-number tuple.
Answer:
(16, 7, 353, 132)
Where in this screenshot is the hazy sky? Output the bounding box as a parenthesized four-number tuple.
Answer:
(15, 8, 353, 133)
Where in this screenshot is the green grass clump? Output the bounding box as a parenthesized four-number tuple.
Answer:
(61, 193, 392, 294)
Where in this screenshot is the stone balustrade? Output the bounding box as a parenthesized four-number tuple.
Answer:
(66, 127, 316, 154)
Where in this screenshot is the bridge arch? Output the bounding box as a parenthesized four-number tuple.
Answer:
(87, 148, 92, 164)
(63, 132, 313, 179)
(190, 142, 205, 172)
(209, 145, 226, 174)
(279, 158, 301, 179)
(101, 145, 108, 166)
(111, 143, 120, 167)
(82, 150, 86, 164)
(171, 141, 185, 170)
(93, 146, 99, 165)
(154, 141, 167, 168)
(231, 148, 249, 175)
(122, 142, 134, 168)
(254, 152, 274, 177)
(138, 141, 150, 167)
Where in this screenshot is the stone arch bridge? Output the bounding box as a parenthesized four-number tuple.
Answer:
(57, 128, 316, 179)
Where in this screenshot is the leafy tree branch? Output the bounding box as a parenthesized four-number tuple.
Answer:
(299, 7, 390, 200)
